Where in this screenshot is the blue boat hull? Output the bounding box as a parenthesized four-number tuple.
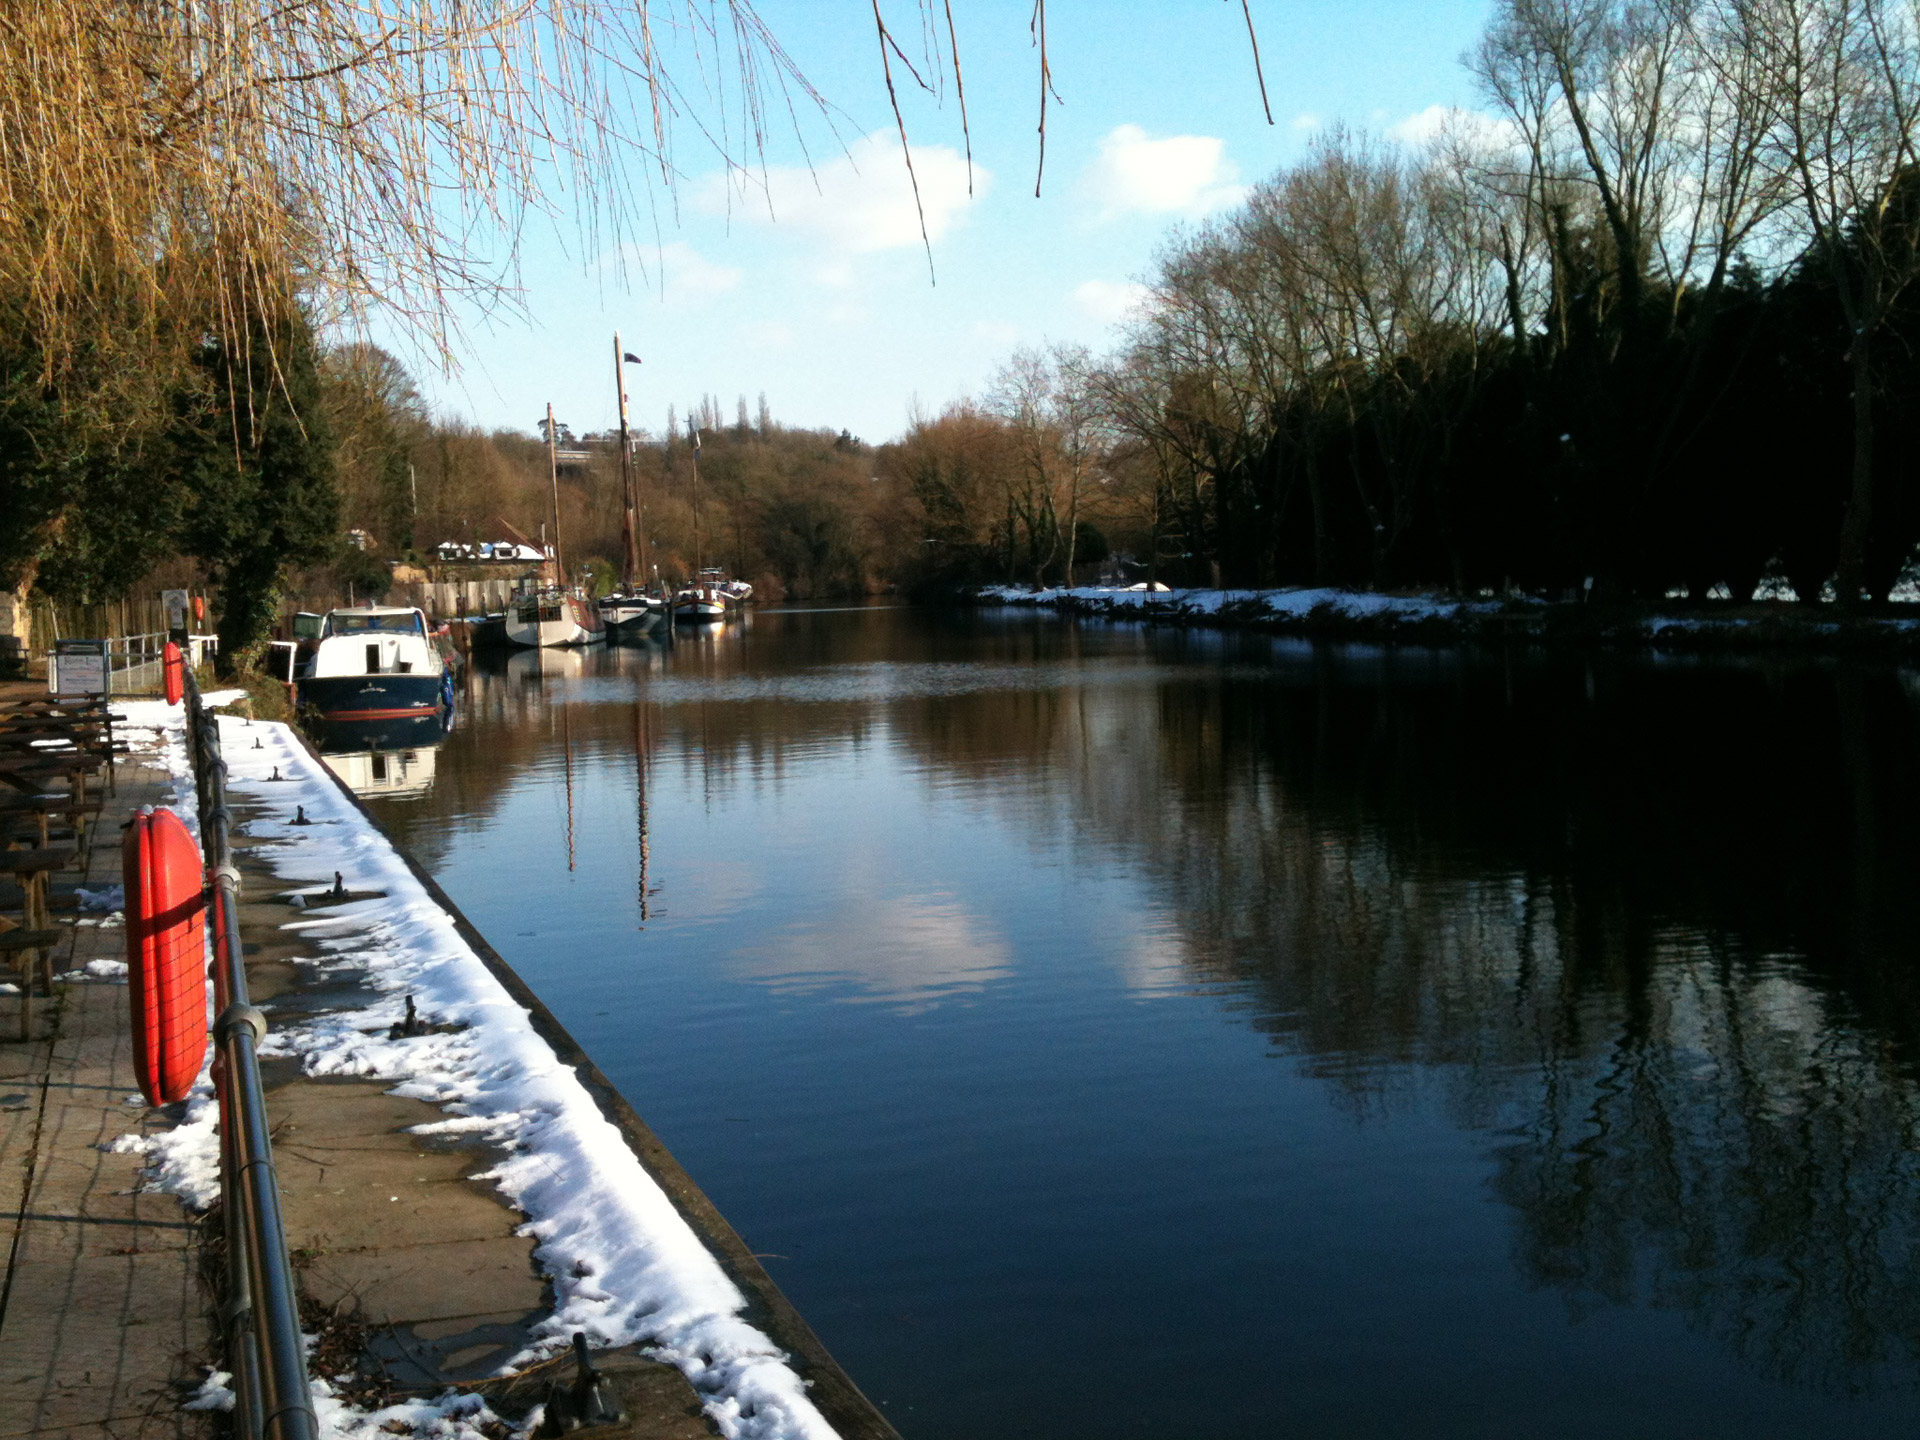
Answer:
(299, 671, 447, 722)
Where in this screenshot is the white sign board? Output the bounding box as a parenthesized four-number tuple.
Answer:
(162, 588, 190, 631)
(50, 647, 107, 696)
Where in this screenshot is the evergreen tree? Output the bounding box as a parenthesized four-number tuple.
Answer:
(173, 307, 339, 675)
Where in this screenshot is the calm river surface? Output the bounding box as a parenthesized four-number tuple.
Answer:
(356, 605, 1920, 1438)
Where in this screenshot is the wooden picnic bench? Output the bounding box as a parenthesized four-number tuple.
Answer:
(0, 846, 79, 1040)
(0, 754, 105, 806)
(0, 793, 104, 845)
(0, 698, 119, 789)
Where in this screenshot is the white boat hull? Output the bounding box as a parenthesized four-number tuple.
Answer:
(601, 598, 665, 633)
(506, 595, 606, 648)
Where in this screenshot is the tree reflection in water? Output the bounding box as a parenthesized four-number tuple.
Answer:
(892, 639, 1920, 1396)
(411, 620, 1920, 1402)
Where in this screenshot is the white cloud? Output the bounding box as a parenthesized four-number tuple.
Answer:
(1387, 104, 1454, 146)
(1079, 124, 1244, 220)
(972, 320, 1019, 345)
(749, 321, 795, 350)
(1386, 104, 1518, 152)
(656, 242, 740, 300)
(598, 240, 740, 307)
(1073, 279, 1150, 325)
(696, 130, 986, 259)
(1291, 112, 1322, 134)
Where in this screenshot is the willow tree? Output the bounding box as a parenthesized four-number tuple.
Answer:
(0, 0, 826, 653)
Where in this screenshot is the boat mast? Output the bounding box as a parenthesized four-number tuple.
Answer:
(545, 401, 566, 589)
(689, 417, 704, 575)
(613, 334, 640, 593)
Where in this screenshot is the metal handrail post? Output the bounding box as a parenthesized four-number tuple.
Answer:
(215, 1055, 265, 1435)
(181, 672, 318, 1440)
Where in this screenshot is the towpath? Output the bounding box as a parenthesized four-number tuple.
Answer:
(0, 687, 723, 1437)
(0, 720, 214, 1439)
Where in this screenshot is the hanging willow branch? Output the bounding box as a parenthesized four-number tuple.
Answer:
(0, 1, 1279, 391)
(0, 0, 829, 386)
(858, 0, 1272, 252)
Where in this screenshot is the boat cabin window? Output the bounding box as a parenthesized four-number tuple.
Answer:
(326, 612, 424, 638)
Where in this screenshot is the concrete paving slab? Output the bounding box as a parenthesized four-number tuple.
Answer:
(0, 1248, 205, 1432)
(300, 1234, 545, 1326)
(273, 1084, 525, 1256)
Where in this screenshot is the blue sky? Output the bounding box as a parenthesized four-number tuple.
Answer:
(403, 1, 1494, 445)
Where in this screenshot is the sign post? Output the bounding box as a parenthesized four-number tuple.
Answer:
(162, 589, 190, 646)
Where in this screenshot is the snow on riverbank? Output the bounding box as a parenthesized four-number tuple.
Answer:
(978, 583, 1504, 627)
(100, 699, 837, 1439)
(978, 583, 1920, 647)
(218, 716, 839, 1440)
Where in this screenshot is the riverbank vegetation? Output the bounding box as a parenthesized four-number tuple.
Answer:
(901, 0, 1920, 605)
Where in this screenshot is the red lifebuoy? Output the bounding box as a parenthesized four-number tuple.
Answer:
(122, 807, 208, 1105)
(162, 641, 184, 706)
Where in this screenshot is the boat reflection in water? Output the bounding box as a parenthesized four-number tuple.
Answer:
(310, 710, 449, 800)
(318, 744, 438, 800)
(504, 645, 588, 685)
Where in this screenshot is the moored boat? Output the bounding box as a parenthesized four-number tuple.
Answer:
(309, 710, 450, 754)
(673, 567, 749, 622)
(672, 582, 728, 622)
(297, 607, 454, 723)
(505, 590, 606, 648)
(599, 590, 666, 636)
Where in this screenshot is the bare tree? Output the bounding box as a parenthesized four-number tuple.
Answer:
(1724, 0, 1920, 599)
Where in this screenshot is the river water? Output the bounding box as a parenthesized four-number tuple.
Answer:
(353, 604, 1920, 1438)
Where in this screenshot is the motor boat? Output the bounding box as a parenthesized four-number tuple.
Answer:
(296, 607, 454, 723)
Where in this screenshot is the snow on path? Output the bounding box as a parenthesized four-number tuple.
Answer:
(106, 699, 839, 1440)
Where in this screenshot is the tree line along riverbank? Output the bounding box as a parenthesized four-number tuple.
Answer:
(12, 2, 1920, 677)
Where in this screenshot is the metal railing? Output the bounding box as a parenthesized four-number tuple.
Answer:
(107, 632, 168, 694)
(181, 671, 318, 1440)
